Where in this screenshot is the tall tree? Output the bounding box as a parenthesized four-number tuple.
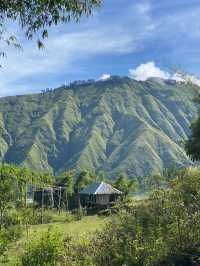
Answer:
(75, 170, 93, 193)
(114, 173, 136, 196)
(57, 170, 75, 210)
(0, 164, 17, 228)
(74, 170, 93, 213)
(186, 115, 200, 161)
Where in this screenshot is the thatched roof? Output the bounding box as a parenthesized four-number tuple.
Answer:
(80, 182, 122, 195)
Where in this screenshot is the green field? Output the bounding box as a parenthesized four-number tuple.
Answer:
(2, 215, 108, 266)
(26, 215, 108, 239)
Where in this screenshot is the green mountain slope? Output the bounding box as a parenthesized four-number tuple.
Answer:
(0, 76, 198, 177)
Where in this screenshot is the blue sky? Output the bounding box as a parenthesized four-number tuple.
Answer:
(1, 0, 200, 96)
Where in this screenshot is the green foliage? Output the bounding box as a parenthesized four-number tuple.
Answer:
(55, 167, 200, 266)
(63, 236, 95, 266)
(2, 166, 200, 266)
(146, 172, 165, 190)
(19, 228, 64, 266)
(0, 78, 197, 180)
(186, 115, 200, 161)
(75, 170, 94, 192)
(57, 170, 75, 195)
(0, 224, 22, 263)
(0, 164, 18, 228)
(114, 173, 136, 195)
(25, 209, 75, 225)
(0, 164, 54, 260)
(0, 0, 101, 54)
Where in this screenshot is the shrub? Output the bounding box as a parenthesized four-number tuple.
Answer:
(19, 228, 64, 266)
(63, 236, 95, 266)
(60, 169, 200, 266)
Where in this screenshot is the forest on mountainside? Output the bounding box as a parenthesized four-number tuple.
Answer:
(0, 77, 199, 178)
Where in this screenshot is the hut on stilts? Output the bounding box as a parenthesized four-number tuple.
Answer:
(80, 182, 122, 208)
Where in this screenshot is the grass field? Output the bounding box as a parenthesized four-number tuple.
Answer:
(1, 215, 108, 266)
(25, 215, 108, 240)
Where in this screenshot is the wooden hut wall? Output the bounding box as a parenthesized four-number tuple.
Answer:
(95, 194, 110, 205)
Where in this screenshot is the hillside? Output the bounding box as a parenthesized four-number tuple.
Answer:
(0, 76, 198, 177)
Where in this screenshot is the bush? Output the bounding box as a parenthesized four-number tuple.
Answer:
(0, 224, 22, 263)
(60, 168, 200, 266)
(63, 236, 95, 266)
(19, 228, 64, 266)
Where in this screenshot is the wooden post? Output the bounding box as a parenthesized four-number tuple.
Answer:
(58, 187, 62, 214)
(77, 191, 82, 220)
(65, 189, 68, 211)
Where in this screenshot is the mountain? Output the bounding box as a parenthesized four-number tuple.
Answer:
(0, 76, 199, 178)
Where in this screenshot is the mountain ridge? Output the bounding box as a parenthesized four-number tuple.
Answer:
(0, 76, 198, 178)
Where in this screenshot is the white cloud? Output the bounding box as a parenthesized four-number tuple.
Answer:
(98, 73, 111, 81)
(129, 62, 200, 87)
(129, 61, 169, 81)
(171, 72, 185, 83)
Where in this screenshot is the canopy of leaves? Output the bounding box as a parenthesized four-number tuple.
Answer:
(114, 173, 136, 195)
(75, 170, 94, 192)
(0, 0, 101, 50)
(186, 115, 200, 161)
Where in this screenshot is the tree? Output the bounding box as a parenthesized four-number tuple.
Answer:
(75, 170, 93, 192)
(148, 173, 164, 190)
(163, 162, 179, 182)
(74, 170, 93, 216)
(0, 164, 17, 229)
(57, 170, 75, 210)
(0, 0, 101, 52)
(15, 167, 33, 208)
(114, 173, 136, 196)
(185, 115, 200, 161)
(58, 170, 74, 194)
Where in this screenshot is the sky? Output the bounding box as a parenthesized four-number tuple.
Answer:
(1, 0, 200, 97)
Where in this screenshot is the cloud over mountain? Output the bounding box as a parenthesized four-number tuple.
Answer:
(129, 62, 169, 81)
(98, 74, 111, 81)
(129, 61, 200, 87)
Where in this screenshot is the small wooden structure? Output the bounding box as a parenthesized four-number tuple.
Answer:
(33, 186, 66, 210)
(80, 182, 122, 207)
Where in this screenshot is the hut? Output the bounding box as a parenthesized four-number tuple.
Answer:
(80, 182, 122, 207)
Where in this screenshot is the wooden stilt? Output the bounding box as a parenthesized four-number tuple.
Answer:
(58, 187, 61, 213)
